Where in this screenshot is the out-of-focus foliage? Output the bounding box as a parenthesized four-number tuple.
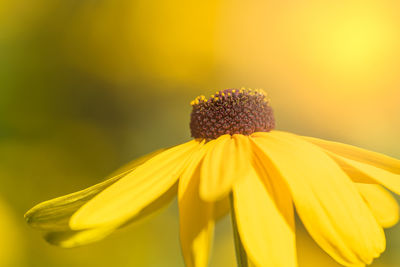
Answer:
(0, 198, 24, 267)
(1, 0, 399, 266)
(61, 0, 217, 86)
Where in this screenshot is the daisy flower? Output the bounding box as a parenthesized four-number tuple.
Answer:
(25, 88, 400, 267)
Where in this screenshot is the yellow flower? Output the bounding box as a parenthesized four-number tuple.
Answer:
(25, 88, 400, 267)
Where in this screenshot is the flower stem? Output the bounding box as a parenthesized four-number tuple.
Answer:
(229, 193, 248, 267)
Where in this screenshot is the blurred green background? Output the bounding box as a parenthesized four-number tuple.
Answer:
(1, 0, 399, 266)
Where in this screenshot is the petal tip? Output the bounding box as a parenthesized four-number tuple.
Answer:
(24, 207, 40, 225)
(24, 211, 32, 223)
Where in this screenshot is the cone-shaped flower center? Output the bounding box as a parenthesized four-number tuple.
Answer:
(190, 88, 275, 139)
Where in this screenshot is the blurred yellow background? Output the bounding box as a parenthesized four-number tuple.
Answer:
(1, 0, 399, 266)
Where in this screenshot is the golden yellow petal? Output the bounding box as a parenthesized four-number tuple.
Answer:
(233, 167, 297, 267)
(200, 134, 251, 202)
(43, 183, 177, 248)
(356, 184, 399, 228)
(326, 152, 400, 195)
(24, 149, 165, 231)
(327, 155, 378, 184)
(70, 140, 201, 229)
(179, 146, 214, 267)
(252, 143, 294, 230)
(44, 224, 120, 248)
(303, 136, 400, 174)
(251, 131, 385, 266)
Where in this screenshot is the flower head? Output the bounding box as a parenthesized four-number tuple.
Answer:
(25, 88, 400, 267)
(190, 88, 275, 139)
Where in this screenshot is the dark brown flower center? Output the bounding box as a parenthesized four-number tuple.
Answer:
(189, 88, 275, 140)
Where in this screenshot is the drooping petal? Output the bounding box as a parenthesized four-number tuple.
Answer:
(252, 131, 385, 266)
(304, 135, 400, 194)
(233, 167, 297, 267)
(119, 182, 178, 227)
(327, 155, 377, 184)
(326, 152, 400, 195)
(356, 184, 399, 228)
(25, 149, 165, 231)
(44, 224, 120, 248)
(179, 145, 214, 267)
(200, 134, 251, 202)
(44, 183, 178, 248)
(25, 174, 122, 231)
(252, 141, 294, 230)
(70, 140, 201, 229)
(303, 136, 400, 174)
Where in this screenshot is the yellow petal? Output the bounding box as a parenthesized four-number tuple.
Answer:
(232, 167, 297, 267)
(70, 140, 201, 229)
(200, 134, 251, 202)
(24, 149, 165, 231)
(252, 131, 385, 266)
(303, 136, 400, 174)
(44, 224, 120, 248)
(252, 142, 294, 230)
(327, 155, 377, 184)
(326, 152, 400, 195)
(356, 184, 399, 228)
(120, 182, 178, 227)
(179, 146, 214, 267)
(45, 183, 177, 248)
